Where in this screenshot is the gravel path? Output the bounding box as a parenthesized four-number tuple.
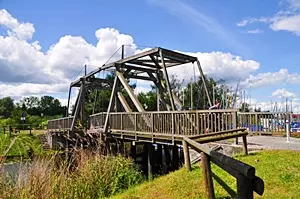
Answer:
(245, 136, 300, 150)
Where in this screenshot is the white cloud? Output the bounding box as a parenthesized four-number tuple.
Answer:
(241, 69, 300, 88)
(270, 14, 300, 35)
(236, 18, 269, 27)
(0, 9, 35, 40)
(168, 51, 260, 83)
(237, 0, 300, 36)
(246, 29, 264, 34)
(272, 88, 296, 98)
(0, 83, 68, 99)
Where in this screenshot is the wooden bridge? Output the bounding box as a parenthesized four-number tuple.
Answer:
(46, 47, 265, 198)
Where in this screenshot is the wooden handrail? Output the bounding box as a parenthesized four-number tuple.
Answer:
(183, 136, 264, 198)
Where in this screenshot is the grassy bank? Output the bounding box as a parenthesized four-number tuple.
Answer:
(0, 151, 144, 199)
(111, 150, 300, 199)
(0, 132, 45, 159)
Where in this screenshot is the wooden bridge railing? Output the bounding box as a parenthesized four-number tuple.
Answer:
(48, 109, 238, 136)
(47, 116, 74, 130)
(98, 109, 238, 136)
(238, 112, 291, 134)
(183, 137, 264, 199)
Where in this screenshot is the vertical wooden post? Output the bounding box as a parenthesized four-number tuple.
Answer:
(201, 152, 215, 199)
(29, 125, 32, 135)
(172, 112, 175, 144)
(242, 135, 248, 155)
(233, 111, 238, 145)
(3, 127, 5, 134)
(237, 174, 253, 199)
(182, 140, 191, 171)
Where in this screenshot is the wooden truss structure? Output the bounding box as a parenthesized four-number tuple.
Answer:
(66, 47, 212, 132)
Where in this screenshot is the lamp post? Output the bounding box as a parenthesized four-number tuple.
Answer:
(21, 112, 26, 130)
(41, 113, 44, 129)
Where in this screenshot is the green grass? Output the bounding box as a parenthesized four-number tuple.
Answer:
(110, 150, 300, 199)
(0, 131, 45, 158)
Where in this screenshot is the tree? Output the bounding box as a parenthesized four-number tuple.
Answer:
(40, 96, 66, 116)
(19, 96, 40, 115)
(240, 102, 250, 112)
(138, 91, 157, 111)
(0, 97, 14, 118)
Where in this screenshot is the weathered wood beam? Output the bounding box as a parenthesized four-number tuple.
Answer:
(121, 64, 157, 74)
(103, 76, 119, 133)
(148, 71, 170, 111)
(182, 140, 191, 171)
(183, 137, 255, 178)
(66, 86, 72, 117)
(70, 80, 85, 131)
(160, 49, 175, 110)
(125, 74, 156, 82)
(116, 71, 145, 112)
(201, 152, 216, 199)
(117, 48, 159, 64)
(196, 60, 212, 107)
(117, 92, 133, 112)
(160, 48, 197, 63)
(189, 128, 247, 139)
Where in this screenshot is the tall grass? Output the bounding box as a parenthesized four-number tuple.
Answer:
(0, 150, 144, 199)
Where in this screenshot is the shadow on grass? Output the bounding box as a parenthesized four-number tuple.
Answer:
(212, 172, 236, 199)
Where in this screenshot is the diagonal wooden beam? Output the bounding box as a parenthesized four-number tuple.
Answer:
(159, 49, 175, 110)
(71, 79, 85, 131)
(104, 76, 119, 133)
(116, 71, 145, 112)
(196, 60, 212, 107)
(117, 92, 133, 112)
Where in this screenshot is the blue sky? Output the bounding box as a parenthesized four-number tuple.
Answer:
(1, 0, 300, 111)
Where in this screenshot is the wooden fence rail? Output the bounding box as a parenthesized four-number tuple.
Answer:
(183, 137, 264, 199)
(1, 124, 32, 136)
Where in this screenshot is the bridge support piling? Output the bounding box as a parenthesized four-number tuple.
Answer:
(162, 145, 171, 174)
(157, 144, 163, 174)
(183, 140, 191, 171)
(147, 143, 154, 180)
(171, 145, 179, 171)
(130, 141, 136, 161)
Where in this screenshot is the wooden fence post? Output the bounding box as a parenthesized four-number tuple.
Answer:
(201, 152, 215, 199)
(233, 111, 238, 145)
(237, 174, 253, 199)
(182, 140, 191, 171)
(242, 135, 248, 155)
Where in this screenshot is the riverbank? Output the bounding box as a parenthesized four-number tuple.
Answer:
(111, 150, 300, 199)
